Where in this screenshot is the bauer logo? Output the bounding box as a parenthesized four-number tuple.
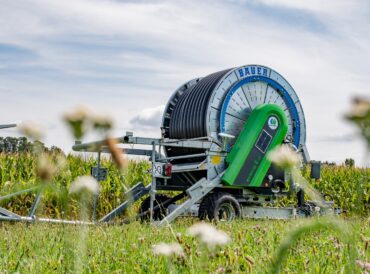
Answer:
(238, 65, 269, 78)
(268, 116, 278, 130)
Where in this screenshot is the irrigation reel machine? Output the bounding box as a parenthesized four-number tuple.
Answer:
(72, 64, 332, 226)
(0, 64, 331, 226)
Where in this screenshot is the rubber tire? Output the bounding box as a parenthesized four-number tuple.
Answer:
(138, 194, 171, 222)
(198, 192, 241, 222)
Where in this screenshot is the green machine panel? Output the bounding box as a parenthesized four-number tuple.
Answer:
(222, 104, 288, 187)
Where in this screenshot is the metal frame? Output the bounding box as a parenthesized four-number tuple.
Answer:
(0, 124, 17, 129)
(71, 132, 328, 226)
(72, 133, 227, 225)
(0, 131, 332, 226)
(0, 133, 223, 225)
(0, 186, 91, 225)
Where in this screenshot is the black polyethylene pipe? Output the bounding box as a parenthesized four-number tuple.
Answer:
(168, 69, 231, 139)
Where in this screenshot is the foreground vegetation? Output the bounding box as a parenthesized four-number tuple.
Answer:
(0, 153, 369, 273)
(0, 217, 369, 273)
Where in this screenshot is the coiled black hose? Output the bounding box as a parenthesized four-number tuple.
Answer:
(168, 69, 231, 139)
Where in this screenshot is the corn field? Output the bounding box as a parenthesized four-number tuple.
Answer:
(0, 152, 368, 219)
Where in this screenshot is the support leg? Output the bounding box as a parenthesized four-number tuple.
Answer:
(149, 142, 157, 223)
(28, 185, 45, 217)
(297, 189, 305, 207)
(92, 152, 101, 222)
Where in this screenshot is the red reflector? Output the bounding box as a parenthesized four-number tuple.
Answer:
(164, 163, 172, 177)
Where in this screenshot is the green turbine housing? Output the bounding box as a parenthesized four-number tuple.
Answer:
(222, 104, 288, 187)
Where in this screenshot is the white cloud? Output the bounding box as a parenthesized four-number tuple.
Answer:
(250, 0, 361, 14)
(130, 105, 164, 129)
(0, 0, 369, 164)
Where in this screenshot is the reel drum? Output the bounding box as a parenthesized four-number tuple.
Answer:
(162, 64, 309, 162)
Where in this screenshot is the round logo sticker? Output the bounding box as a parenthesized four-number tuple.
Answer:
(268, 116, 279, 130)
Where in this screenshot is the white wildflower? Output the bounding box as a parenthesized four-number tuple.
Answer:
(54, 154, 67, 171)
(37, 154, 56, 182)
(268, 144, 300, 170)
(215, 266, 226, 274)
(356, 260, 370, 271)
(152, 242, 184, 257)
(18, 121, 43, 140)
(69, 176, 100, 195)
(188, 223, 230, 248)
(63, 105, 91, 123)
(345, 97, 370, 145)
(63, 105, 91, 139)
(91, 113, 113, 131)
(347, 97, 370, 118)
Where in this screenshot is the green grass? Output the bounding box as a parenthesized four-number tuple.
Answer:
(0, 153, 369, 273)
(0, 217, 368, 273)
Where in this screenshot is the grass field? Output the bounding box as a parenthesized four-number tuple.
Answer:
(0, 217, 369, 273)
(0, 153, 369, 273)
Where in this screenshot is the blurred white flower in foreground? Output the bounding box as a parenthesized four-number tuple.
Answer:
(188, 223, 230, 248)
(37, 154, 57, 182)
(347, 97, 370, 118)
(105, 137, 127, 170)
(63, 105, 91, 123)
(63, 105, 92, 139)
(152, 242, 184, 257)
(268, 144, 300, 170)
(345, 97, 370, 146)
(91, 113, 113, 131)
(69, 176, 100, 195)
(356, 260, 370, 272)
(64, 105, 114, 139)
(18, 121, 44, 140)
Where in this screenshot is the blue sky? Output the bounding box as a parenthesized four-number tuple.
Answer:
(0, 0, 369, 165)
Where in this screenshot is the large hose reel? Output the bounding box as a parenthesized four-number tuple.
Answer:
(161, 64, 309, 162)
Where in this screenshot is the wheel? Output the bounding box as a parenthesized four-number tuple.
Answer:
(198, 192, 241, 222)
(138, 194, 171, 221)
